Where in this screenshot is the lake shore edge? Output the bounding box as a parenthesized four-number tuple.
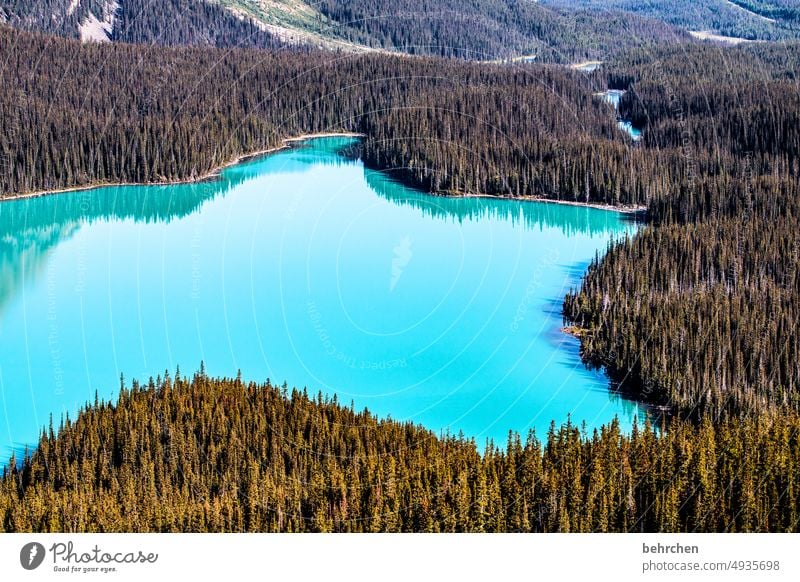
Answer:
(431, 191, 647, 214)
(0, 132, 645, 214)
(0, 132, 366, 203)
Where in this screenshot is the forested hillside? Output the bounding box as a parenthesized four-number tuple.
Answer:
(730, 0, 800, 23)
(564, 44, 800, 417)
(0, 0, 96, 38)
(3, 373, 799, 532)
(313, 0, 684, 61)
(0, 0, 281, 47)
(0, 26, 650, 206)
(543, 0, 800, 41)
(113, 0, 281, 48)
(0, 0, 686, 60)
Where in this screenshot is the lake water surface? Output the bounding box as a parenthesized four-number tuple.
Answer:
(0, 136, 646, 458)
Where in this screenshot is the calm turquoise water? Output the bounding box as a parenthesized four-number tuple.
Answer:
(0, 136, 646, 459)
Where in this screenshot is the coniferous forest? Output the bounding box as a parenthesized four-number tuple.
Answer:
(1, 18, 800, 532)
(3, 372, 800, 533)
(0, 0, 686, 60)
(313, 0, 685, 61)
(543, 0, 800, 41)
(565, 44, 800, 418)
(0, 26, 642, 204)
(0, 0, 282, 48)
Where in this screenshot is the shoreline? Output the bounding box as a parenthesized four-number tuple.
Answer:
(0, 132, 366, 203)
(561, 325, 589, 338)
(433, 191, 647, 214)
(0, 132, 646, 215)
(0, 131, 654, 467)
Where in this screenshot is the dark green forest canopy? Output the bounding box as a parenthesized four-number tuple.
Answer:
(543, 0, 800, 41)
(564, 42, 800, 418)
(0, 25, 647, 205)
(312, 0, 686, 61)
(0, 0, 686, 60)
(2, 373, 799, 532)
(0, 0, 282, 48)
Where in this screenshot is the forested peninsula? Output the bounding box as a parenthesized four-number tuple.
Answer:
(3, 372, 799, 532)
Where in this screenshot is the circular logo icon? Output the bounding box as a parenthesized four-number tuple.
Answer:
(19, 542, 46, 570)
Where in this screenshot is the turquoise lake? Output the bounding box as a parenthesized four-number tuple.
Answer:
(0, 136, 647, 459)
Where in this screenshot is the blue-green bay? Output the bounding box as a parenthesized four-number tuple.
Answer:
(0, 136, 646, 458)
